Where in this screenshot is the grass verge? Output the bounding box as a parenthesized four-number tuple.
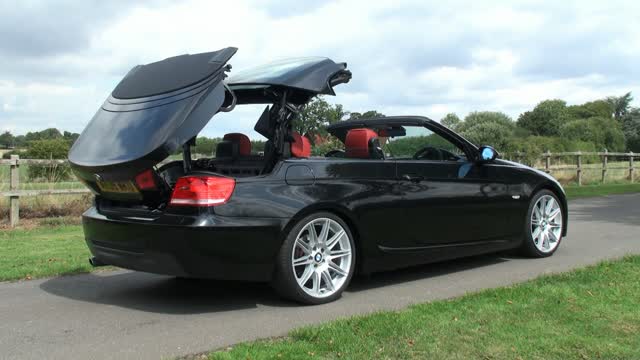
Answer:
(209, 256, 640, 359)
(564, 182, 640, 199)
(0, 225, 94, 281)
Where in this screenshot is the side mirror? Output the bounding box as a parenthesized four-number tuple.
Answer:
(478, 145, 498, 163)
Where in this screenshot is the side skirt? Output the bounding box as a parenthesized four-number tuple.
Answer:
(378, 239, 511, 253)
(360, 238, 520, 275)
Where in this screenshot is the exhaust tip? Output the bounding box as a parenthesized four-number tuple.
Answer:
(89, 256, 107, 267)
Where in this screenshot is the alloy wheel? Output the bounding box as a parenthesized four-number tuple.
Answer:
(530, 194, 563, 253)
(291, 218, 353, 298)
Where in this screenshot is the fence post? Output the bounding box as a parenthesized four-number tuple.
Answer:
(9, 155, 20, 227)
(544, 150, 551, 173)
(576, 152, 582, 186)
(601, 149, 608, 184)
(630, 152, 635, 183)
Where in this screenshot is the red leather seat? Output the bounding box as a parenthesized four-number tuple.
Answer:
(345, 128, 383, 159)
(221, 133, 251, 156)
(291, 131, 311, 158)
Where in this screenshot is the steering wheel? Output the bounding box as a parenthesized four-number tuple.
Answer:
(413, 146, 443, 161)
(325, 149, 345, 158)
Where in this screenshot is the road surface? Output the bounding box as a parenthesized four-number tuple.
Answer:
(1, 194, 639, 359)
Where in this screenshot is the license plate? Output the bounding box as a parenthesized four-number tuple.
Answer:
(96, 180, 139, 194)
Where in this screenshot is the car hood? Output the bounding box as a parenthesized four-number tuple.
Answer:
(68, 47, 237, 181)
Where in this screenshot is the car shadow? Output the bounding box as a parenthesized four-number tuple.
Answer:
(39, 253, 511, 315)
(348, 253, 510, 292)
(39, 272, 286, 315)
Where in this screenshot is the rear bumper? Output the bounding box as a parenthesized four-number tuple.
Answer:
(82, 207, 286, 281)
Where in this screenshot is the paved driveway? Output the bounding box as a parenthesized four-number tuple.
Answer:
(1, 194, 639, 359)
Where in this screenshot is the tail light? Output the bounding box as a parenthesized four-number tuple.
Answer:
(169, 176, 235, 206)
(135, 169, 157, 191)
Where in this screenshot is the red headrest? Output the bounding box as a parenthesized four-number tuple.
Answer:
(345, 128, 378, 158)
(222, 133, 251, 156)
(291, 131, 311, 158)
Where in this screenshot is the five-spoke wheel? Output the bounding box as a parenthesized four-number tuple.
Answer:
(273, 212, 355, 304)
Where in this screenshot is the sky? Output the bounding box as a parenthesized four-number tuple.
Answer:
(0, 0, 638, 139)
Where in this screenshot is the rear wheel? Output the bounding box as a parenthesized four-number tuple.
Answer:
(521, 190, 564, 257)
(272, 212, 355, 304)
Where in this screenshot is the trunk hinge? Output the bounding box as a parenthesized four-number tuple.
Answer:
(182, 137, 195, 173)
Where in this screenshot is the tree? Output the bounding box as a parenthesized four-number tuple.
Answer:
(607, 92, 633, 121)
(457, 111, 515, 151)
(567, 100, 613, 120)
(622, 108, 640, 152)
(0, 131, 14, 148)
(13, 135, 26, 148)
(517, 99, 568, 136)
(194, 136, 221, 155)
(560, 117, 626, 152)
(26, 138, 71, 159)
(348, 110, 385, 120)
(63, 131, 80, 144)
(440, 113, 461, 130)
(294, 97, 347, 142)
(25, 138, 73, 181)
(24, 128, 63, 142)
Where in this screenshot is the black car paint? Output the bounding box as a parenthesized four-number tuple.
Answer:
(69, 64, 231, 181)
(72, 49, 567, 282)
(219, 156, 565, 272)
(226, 57, 351, 104)
(84, 147, 567, 281)
(68, 50, 351, 183)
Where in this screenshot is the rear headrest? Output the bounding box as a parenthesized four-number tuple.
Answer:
(291, 131, 311, 158)
(345, 128, 378, 158)
(222, 133, 251, 156)
(216, 141, 236, 158)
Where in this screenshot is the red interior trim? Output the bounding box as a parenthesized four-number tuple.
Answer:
(222, 133, 251, 156)
(291, 131, 311, 157)
(345, 128, 377, 158)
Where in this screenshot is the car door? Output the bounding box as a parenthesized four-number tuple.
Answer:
(380, 125, 512, 250)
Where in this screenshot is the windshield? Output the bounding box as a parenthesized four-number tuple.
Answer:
(385, 126, 466, 160)
(320, 125, 467, 161)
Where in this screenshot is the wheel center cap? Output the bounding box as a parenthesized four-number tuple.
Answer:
(314, 253, 323, 263)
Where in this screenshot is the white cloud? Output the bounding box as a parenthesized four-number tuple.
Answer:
(0, 0, 639, 137)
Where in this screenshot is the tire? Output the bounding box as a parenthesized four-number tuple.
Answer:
(520, 189, 564, 257)
(272, 212, 356, 305)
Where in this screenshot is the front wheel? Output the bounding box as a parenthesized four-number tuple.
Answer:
(272, 212, 356, 304)
(520, 190, 564, 257)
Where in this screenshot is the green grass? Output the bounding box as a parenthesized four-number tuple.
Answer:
(0, 181, 84, 191)
(209, 256, 640, 360)
(564, 182, 640, 199)
(0, 225, 93, 281)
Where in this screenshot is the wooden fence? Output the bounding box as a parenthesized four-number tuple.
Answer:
(1, 152, 638, 227)
(0, 155, 89, 227)
(507, 150, 637, 186)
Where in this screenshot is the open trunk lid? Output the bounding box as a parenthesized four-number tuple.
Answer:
(68, 47, 237, 201)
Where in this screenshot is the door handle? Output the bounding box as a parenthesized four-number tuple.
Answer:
(402, 174, 424, 183)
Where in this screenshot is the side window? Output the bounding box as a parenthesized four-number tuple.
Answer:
(385, 126, 466, 161)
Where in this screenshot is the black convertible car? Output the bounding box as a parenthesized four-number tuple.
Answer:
(69, 47, 567, 304)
